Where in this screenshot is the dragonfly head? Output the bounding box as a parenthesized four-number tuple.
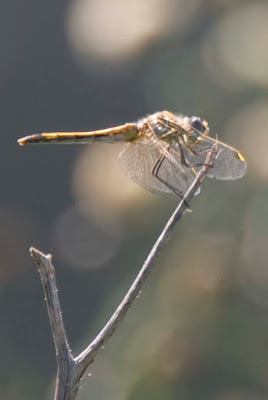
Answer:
(189, 117, 210, 138)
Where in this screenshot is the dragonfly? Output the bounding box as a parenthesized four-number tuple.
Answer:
(18, 110, 246, 198)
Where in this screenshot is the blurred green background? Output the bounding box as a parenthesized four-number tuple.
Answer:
(1, 0, 268, 399)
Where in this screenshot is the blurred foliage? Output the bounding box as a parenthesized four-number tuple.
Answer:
(0, 0, 268, 399)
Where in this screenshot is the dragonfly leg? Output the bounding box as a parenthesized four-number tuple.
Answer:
(152, 151, 190, 207)
(158, 116, 208, 143)
(183, 142, 212, 157)
(158, 116, 216, 158)
(178, 141, 214, 169)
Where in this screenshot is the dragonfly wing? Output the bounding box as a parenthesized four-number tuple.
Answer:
(119, 139, 200, 196)
(184, 136, 246, 180)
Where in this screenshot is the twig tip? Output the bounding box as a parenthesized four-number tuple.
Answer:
(30, 247, 52, 263)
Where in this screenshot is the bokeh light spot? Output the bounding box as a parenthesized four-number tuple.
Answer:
(202, 1, 268, 89)
(52, 206, 120, 270)
(65, 0, 202, 71)
(224, 100, 268, 181)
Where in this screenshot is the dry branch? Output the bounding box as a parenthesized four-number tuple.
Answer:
(30, 145, 216, 400)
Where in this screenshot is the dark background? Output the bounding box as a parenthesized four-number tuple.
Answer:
(1, 0, 268, 399)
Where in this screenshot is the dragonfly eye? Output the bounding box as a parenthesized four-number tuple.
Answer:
(190, 117, 209, 136)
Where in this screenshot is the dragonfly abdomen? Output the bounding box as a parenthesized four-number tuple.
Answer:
(18, 123, 139, 146)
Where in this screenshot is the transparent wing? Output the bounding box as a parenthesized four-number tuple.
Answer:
(119, 138, 200, 196)
(183, 135, 246, 180)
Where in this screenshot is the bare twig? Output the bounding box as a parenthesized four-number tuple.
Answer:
(30, 145, 216, 400)
(30, 249, 76, 400)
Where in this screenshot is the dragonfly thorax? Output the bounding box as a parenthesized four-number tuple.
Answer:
(151, 118, 172, 138)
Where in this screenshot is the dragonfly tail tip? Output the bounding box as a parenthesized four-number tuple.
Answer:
(17, 134, 43, 146)
(17, 137, 26, 146)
